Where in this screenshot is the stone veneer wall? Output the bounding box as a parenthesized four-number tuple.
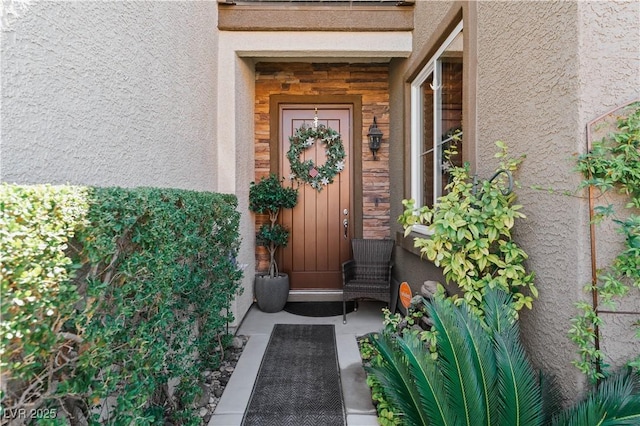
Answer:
(254, 62, 391, 271)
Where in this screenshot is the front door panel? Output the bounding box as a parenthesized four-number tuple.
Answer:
(279, 106, 352, 290)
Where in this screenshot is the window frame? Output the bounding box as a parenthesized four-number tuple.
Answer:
(409, 21, 463, 235)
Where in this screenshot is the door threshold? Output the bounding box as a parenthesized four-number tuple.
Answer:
(287, 290, 343, 302)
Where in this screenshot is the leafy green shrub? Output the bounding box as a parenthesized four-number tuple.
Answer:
(1, 185, 243, 425)
(248, 174, 298, 277)
(256, 223, 289, 250)
(398, 142, 536, 314)
(1, 184, 88, 400)
(248, 174, 298, 218)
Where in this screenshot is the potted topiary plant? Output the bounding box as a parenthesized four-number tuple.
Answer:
(249, 173, 298, 312)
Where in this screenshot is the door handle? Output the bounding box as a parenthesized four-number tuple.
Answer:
(343, 218, 348, 239)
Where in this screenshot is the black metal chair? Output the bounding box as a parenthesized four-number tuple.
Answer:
(342, 238, 394, 324)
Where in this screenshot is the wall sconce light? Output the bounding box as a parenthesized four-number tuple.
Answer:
(368, 116, 383, 160)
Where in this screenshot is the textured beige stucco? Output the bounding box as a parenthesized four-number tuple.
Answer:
(475, 1, 589, 397)
(1, 1, 219, 191)
(225, 56, 257, 327)
(578, 1, 640, 120)
(476, 0, 639, 397)
(600, 311, 640, 370)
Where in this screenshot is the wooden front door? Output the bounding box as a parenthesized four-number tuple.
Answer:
(279, 105, 352, 290)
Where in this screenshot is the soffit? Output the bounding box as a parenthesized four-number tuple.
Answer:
(221, 31, 412, 62)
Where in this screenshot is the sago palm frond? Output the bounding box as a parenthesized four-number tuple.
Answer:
(453, 302, 499, 426)
(481, 289, 543, 426)
(493, 328, 543, 426)
(427, 296, 485, 426)
(481, 285, 517, 335)
(598, 369, 640, 425)
(396, 332, 459, 426)
(552, 369, 640, 426)
(366, 331, 431, 426)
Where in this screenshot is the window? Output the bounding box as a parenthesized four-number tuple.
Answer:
(410, 22, 463, 232)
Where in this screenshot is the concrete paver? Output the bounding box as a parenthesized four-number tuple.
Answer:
(209, 301, 386, 426)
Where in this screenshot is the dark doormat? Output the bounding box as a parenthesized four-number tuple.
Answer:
(284, 301, 355, 317)
(241, 324, 346, 426)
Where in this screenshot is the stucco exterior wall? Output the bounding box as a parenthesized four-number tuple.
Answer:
(1, 1, 219, 191)
(226, 56, 257, 327)
(477, 0, 640, 397)
(577, 1, 640, 118)
(475, 1, 588, 397)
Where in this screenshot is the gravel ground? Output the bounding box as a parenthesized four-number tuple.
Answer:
(196, 335, 248, 424)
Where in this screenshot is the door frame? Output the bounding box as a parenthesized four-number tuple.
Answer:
(269, 94, 364, 240)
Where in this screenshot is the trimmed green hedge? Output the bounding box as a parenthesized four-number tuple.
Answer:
(1, 184, 243, 425)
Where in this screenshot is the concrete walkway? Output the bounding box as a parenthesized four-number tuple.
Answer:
(209, 301, 387, 426)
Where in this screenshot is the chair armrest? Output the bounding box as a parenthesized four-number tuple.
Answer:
(342, 260, 356, 283)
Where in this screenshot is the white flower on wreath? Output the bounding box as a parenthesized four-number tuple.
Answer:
(335, 160, 345, 171)
(305, 137, 314, 147)
(289, 173, 296, 181)
(321, 177, 330, 186)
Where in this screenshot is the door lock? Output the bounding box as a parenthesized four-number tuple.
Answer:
(343, 218, 348, 239)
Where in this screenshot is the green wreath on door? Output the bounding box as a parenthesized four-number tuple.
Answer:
(286, 124, 346, 192)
